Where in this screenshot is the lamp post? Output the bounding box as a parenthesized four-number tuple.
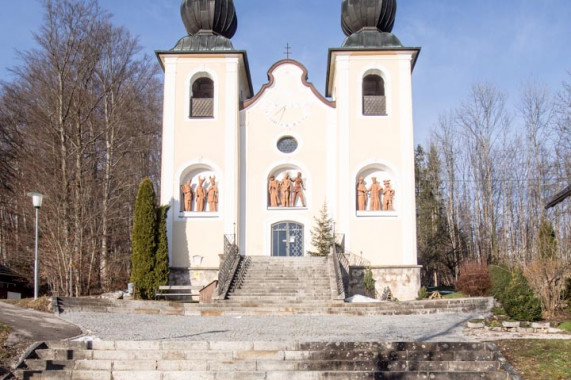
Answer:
(27, 192, 44, 299)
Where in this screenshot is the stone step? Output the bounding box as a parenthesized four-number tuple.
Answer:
(22, 358, 501, 372)
(229, 292, 331, 297)
(226, 296, 333, 302)
(17, 369, 509, 380)
(19, 341, 509, 380)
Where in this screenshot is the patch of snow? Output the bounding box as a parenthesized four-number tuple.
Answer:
(345, 295, 382, 303)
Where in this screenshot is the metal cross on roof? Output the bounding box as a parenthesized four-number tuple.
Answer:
(284, 43, 292, 59)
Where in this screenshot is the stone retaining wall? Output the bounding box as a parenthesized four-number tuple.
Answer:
(55, 296, 494, 317)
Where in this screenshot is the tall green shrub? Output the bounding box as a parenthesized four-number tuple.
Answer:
(489, 264, 512, 300)
(130, 178, 158, 300)
(501, 270, 542, 321)
(153, 205, 170, 291)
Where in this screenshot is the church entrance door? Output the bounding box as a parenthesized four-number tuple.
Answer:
(271, 222, 304, 257)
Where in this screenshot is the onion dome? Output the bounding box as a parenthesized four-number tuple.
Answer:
(181, 0, 237, 38)
(341, 0, 402, 48)
(173, 0, 238, 52)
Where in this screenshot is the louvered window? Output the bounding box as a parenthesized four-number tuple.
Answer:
(190, 77, 214, 118)
(362, 74, 386, 116)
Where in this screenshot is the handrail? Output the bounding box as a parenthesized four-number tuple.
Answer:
(344, 251, 371, 267)
(216, 234, 242, 298)
(331, 233, 348, 299)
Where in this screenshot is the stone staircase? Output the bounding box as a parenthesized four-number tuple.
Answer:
(15, 341, 516, 379)
(223, 256, 334, 304)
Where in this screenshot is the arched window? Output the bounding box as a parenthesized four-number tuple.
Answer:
(362, 74, 386, 116)
(190, 77, 214, 118)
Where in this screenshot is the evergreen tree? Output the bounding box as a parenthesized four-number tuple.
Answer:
(154, 205, 170, 291)
(310, 202, 334, 256)
(538, 218, 558, 259)
(130, 178, 158, 299)
(415, 144, 455, 286)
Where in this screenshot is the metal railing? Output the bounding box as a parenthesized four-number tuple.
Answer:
(331, 233, 349, 299)
(217, 234, 242, 298)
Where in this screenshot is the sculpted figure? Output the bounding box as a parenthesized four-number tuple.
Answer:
(280, 173, 292, 207)
(207, 176, 218, 212)
(356, 176, 367, 211)
(268, 175, 280, 207)
(383, 180, 395, 211)
(195, 177, 206, 212)
(180, 179, 193, 212)
(292, 172, 306, 207)
(368, 177, 382, 211)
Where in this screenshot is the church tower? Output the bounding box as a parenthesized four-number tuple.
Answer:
(156, 0, 252, 282)
(326, 0, 420, 299)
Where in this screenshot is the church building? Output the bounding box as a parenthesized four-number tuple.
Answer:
(157, 0, 421, 300)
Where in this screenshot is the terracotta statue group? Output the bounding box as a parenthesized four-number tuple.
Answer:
(268, 172, 306, 208)
(357, 177, 395, 211)
(181, 176, 218, 212)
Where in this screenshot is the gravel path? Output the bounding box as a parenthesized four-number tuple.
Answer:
(61, 312, 484, 342)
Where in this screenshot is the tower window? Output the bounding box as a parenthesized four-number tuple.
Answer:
(190, 77, 214, 118)
(362, 74, 386, 116)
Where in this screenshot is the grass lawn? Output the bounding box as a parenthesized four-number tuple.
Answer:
(497, 340, 571, 380)
(0, 323, 12, 376)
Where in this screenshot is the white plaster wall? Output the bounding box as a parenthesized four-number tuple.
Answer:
(241, 62, 336, 256)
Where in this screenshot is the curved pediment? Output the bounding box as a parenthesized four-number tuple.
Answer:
(242, 60, 335, 111)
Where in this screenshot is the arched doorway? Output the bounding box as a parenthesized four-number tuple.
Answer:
(271, 222, 304, 257)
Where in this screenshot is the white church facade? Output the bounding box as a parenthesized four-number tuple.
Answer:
(157, 0, 421, 300)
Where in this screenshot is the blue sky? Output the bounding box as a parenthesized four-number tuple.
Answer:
(1, 0, 570, 144)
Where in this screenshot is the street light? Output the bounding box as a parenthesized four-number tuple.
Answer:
(27, 192, 44, 299)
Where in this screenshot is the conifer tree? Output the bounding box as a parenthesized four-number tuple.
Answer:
(310, 202, 334, 256)
(130, 178, 158, 299)
(538, 218, 558, 259)
(154, 205, 170, 291)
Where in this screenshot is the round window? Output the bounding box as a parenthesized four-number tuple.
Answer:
(277, 136, 298, 153)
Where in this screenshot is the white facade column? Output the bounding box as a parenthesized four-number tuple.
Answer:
(160, 56, 178, 263)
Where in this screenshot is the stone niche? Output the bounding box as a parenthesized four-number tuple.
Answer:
(349, 266, 421, 301)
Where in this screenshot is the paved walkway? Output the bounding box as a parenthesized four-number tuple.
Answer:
(60, 311, 485, 342)
(0, 302, 82, 345)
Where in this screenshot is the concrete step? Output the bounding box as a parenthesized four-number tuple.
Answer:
(17, 369, 509, 380)
(18, 341, 510, 380)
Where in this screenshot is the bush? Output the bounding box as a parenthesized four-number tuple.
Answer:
(456, 261, 491, 297)
(364, 267, 376, 298)
(417, 286, 428, 300)
(501, 270, 542, 321)
(565, 277, 571, 301)
(489, 264, 512, 300)
(523, 259, 571, 318)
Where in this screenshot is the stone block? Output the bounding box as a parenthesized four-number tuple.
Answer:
(531, 322, 550, 329)
(208, 360, 257, 371)
(209, 341, 254, 351)
(90, 341, 115, 350)
(157, 360, 207, 371)
(233, 350, 285, 360)
(161, 341, 209, 351)
(115, 341, 161, 350)
(112, 360, 157, 371)
(266, 371, 320, 380)
(253, 341, 298, 351)
(502, 321, 520, 328)
(111, 371, 161, 380)
(73, 360, 112, 370)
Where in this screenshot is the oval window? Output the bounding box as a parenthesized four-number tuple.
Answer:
(277, 136, 298, 154)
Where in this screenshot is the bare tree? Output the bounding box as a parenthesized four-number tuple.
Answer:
(0, 0, 161, 295)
